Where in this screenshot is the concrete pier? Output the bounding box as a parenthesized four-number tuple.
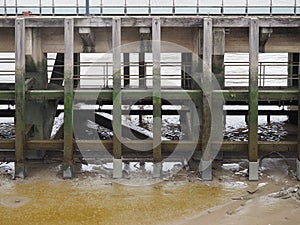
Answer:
(0, 15, 299, 180)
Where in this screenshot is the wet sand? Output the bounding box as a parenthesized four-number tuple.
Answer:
(0, 160, 300, 225)
(175, 182, 300, 225)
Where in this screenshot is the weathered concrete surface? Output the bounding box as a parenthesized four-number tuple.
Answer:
(0, 17, 299, 53)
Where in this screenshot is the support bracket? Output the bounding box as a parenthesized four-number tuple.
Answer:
(259, 28, 273, 53)
(79, 27, 95, 52)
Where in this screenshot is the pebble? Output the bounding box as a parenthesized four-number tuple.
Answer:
(224, 121, 287, 142)
(0, 123, 15, 139)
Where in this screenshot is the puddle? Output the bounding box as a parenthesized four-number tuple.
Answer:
(0, 196, 31, 208)
(0, 171, 243, 225)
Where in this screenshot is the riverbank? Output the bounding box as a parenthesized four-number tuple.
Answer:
(1, 158, 300, 225)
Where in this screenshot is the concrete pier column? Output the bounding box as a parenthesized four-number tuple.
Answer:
(181, 52, 192, 89)
(190, 28, 202, 161)
(139, 27, 151, 89)
(112, 18, 123, 178)
(297, 52, 300, 180)
(123, 53, 130, 88)
(73, 53, 80, 88)
(181, 52, 192, 140)
(138, 28, 151, 124)
(152, 18, 162, 178)
(213, 28, 225, 88)
(15, 18, 26, 178)
(63, 18, 74, 178)
(200, 18, 213, 180)
(25, 27, 48, 160)
(212, 28, 225, 159)
(288, 53, 299, 87)
(179, 104, 191, 140)
(248, 18, 259, 181)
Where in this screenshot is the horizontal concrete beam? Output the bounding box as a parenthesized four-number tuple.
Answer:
(0, 89, 298, 102)
(0, 140, 297, 153)
(0, 17, 299, 28)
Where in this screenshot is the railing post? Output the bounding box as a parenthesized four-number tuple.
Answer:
(15, 0, 17, 15)
(221, 0, 224, 15)
(295, 0, 297, 15)
(172, 0, 175, 15)
(100, 0, 103, 15)
(148, 0, 151, 15)
(246, 0, 249, 15)
(4, 0, 7, 16)
(39, 0, 42, 15)
(270, 0, 273, 15)
(196, 0, 199, 15)
(52, 0, 54, 15)
(76, 0, 79, 16)
(85, 0, 90, 16)
(63, 18, 74, 178)
(124, 0, 127, 15)
(15, 18, 26, 178)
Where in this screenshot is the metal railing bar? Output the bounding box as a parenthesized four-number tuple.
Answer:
(86, 0, 89, 16)
(4, 0, 7, 16)
(39, 0, 42, 16)
(100, 0, 103, 15)
(52, 0, 54, 16)
(0, 3, 299, 15)
(15, 0, 17, 15)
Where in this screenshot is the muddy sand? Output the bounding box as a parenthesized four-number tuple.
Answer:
(0, 159, 300, 225)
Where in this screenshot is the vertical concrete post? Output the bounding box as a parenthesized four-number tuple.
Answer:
(181, 53, 192, 89)
(63, 18, 74, 178)
(181, 52, 192, 141)
(288, 53, 299, 87)
(200, 18, 213, 180)
(213, 28, 225, 89)
(213, 28, 225, 159)
(139, 52, 146, 89)
(152, 17, 162, 178)
(288, 53, 293, 87)
(139, 27, 151, 89)
(179, 104, 191, 140)
(297, 53, 300, 180)
(200, 18, 213, 179)
(190, 28, 202, 161)
(15, 18, 26, 178)
(123, 53, 130, 88)
(248, 18, 259, 181)
(73, 53, 80, 88)
(25, 27, 48, 160)
(112, 18, 122, 178)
